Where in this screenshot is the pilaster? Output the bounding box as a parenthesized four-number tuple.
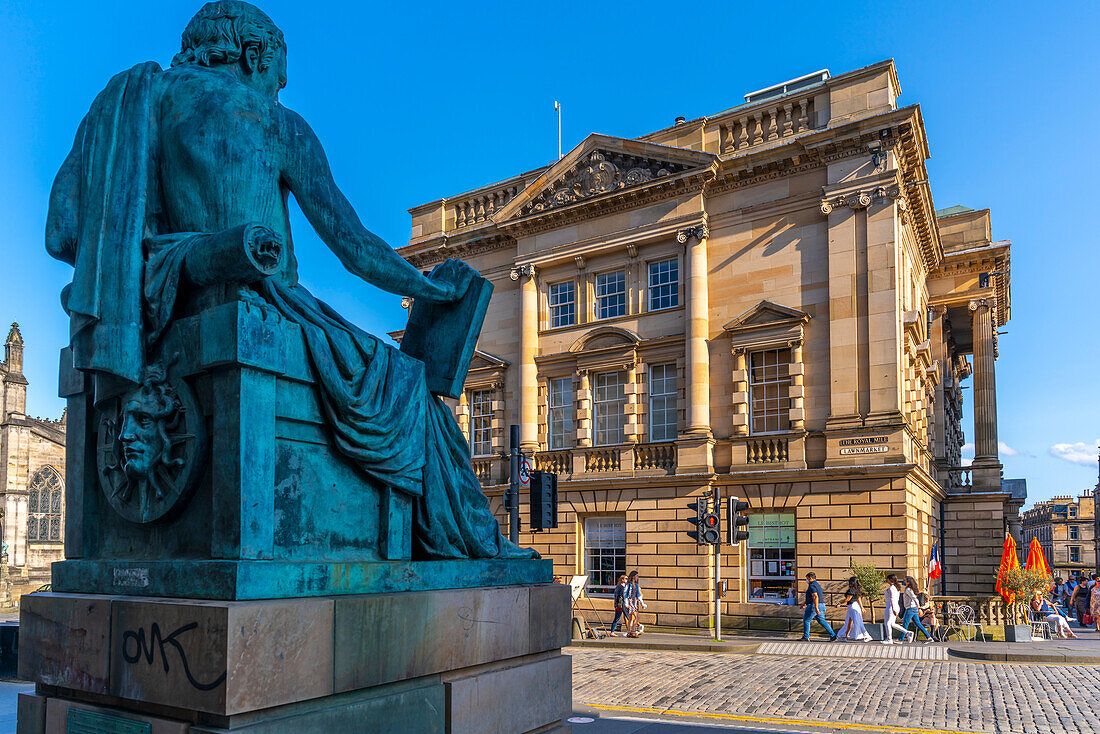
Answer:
(513, 264, 539, 453)
(679, 225, 711, 438)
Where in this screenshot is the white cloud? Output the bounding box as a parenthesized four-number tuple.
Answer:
(960, 457, 973, 467)
(999, 441, 1019, 457)
(961, 443, 974, 457)
(1049, 440, 1100, 466)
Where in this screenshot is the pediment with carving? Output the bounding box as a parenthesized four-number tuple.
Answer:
(493, 135, 716, 230)
(521, 150, 694, 216)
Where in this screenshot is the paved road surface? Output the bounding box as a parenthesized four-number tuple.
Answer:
(570, 646, 1100, 733)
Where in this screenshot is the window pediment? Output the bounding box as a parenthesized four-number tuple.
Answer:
(724, 300, 809, 350)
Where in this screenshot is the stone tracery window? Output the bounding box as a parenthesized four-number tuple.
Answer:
(27, 466, 63, 542)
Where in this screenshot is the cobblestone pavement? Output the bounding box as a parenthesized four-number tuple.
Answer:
(570, 646, 1100, 733)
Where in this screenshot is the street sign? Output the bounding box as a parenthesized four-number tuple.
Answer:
(518, 455, 532, 486)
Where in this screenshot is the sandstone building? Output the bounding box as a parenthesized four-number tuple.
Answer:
(401, 60, 1024, 628)
(1022, 491, 1096, 580)
(0, 323, 66, 601)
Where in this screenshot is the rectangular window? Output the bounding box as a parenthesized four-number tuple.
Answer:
(469, 390, 493, 457)
(548, 377, 574, 450)
(1070, 546, 1081, 563)
(648, 258, 679, 311)
(750, 349, 791, 434)
(1069, 506, 1078, 518)
(1070, 525, 1080, 541)
(548, 281, 575, 328)
(594, 371, 626, 446)
(746, 513, 796, 599)
(584, 517, 626, 596)
(596, 270, 626, 320)
(648, 363, 678, 442)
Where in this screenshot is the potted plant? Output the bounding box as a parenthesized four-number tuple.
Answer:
(849, 562, 886, 623)
(998, 567, 1053, 641)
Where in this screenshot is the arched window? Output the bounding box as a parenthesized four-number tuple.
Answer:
(27, 466, 63, 542)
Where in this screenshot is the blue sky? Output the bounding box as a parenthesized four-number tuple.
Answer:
(1, 1, 1096, 507)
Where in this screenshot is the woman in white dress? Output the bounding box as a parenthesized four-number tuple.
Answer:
(835, 576, 873, 641)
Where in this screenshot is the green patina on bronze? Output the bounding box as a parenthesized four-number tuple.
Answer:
(46, 1, 536, 595)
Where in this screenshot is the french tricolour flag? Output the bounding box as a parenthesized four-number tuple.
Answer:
(928, 544, 942, 580)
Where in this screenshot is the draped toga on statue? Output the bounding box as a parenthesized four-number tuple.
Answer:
(48, 61, 534, 560)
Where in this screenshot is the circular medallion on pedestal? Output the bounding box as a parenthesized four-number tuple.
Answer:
(95, 361, 206, 523)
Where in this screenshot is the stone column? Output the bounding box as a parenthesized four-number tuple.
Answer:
(679, 225, 711, 437)
(513, 264, 539, 453)
(969, 298, 1001, 489)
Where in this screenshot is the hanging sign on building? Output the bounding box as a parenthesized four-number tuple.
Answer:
(839, 436, 889, 455)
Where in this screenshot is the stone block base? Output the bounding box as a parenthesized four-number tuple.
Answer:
(18, 584, 571, 733)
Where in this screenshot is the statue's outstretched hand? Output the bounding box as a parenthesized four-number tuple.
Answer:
(424, 258, 476, 303)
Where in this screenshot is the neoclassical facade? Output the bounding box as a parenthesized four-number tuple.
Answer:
(1022, 492, 1096, 580)
(0, 323, 66, 602)
(401, 61, 1023, 628)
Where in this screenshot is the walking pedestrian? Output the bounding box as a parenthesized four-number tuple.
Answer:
(625, 571, 646, 638)
(800, 572, 837, 642)
(900, 577, 934, 643)
(1071, 576, 1090, 627)
(609, 575, 628, 636)
(835, 576, 872, 641)
(1090, 574, 1100, 633)
(881, 574, 907, 645)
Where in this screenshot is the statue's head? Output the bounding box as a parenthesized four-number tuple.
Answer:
(119, 365, 179, 480)
(172, 1, 287, 99)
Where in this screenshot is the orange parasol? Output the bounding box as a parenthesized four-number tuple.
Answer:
(1024, 537, 1053, 579)
(995, 534, 1020, 604)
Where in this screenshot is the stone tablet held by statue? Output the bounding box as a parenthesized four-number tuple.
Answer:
(400, 266, 493, 399)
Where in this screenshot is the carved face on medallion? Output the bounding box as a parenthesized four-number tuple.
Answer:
(96, 362, 205, 524)
(119, 385, 176, 483)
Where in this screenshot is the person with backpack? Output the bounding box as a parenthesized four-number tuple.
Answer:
(609, 575, 628, 636)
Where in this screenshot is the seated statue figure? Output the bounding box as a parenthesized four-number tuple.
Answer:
(45, 0, 533, 560)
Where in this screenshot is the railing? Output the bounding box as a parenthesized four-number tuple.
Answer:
(583, 447, 622, 473)
(471, 457, 495, 485)
(946, 466, 972, 490)
(535, 450, 571, 475)
(937, 595, 1022, 626)
(745, 436, 789, 464)
(634, 442, 676, 473)
(453, 184, 521, 229)
(719, 97, 815, 154)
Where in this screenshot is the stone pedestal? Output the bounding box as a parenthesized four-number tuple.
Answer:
(18, 583, 572, 733)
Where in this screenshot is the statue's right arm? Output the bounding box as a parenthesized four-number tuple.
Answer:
(280, 109, 461, 303)
(45, 119, 85, 266)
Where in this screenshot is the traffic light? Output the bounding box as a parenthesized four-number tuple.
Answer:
(727, 496, 750, 544)
(529, 471, 558, 531)
(700, 504, 721, 545)
(686, 494, 708, 545)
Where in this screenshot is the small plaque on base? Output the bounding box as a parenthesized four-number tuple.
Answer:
(67, 708, 152, 734)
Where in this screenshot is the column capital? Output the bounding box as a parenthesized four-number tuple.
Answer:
(676, 224, 709, 243)
(509, 263, 536, 280)
(820, 184, 904, 215)
(968, 297, 993, 312)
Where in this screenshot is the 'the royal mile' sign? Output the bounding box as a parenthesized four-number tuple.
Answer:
(838, 436, 889, 455)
